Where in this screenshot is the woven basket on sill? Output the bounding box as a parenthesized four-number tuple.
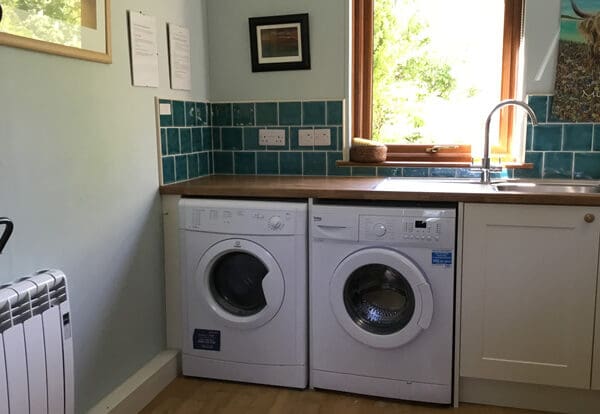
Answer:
(350, 145, 387, 163)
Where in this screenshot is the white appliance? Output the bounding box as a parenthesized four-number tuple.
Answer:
(179, 198, 308, 388)
(310, 202, 456, 404)
(0, 269, 74, 414)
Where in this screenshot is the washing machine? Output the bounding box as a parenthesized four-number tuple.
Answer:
(310, 201, 456, 404)
(179, 198, 307, 388)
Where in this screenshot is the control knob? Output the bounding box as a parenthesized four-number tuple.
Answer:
(373, 223, 387, 237)
(268, 216, 284, 230)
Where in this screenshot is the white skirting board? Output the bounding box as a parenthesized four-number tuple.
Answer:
(88, 349, 179, 414)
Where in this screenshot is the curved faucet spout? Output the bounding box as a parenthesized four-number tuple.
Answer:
(481, 99, 539, 184)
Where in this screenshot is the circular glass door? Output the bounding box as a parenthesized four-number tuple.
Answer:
(197, 239, 285, 329)
(330, 248, 433, 348)
(344, 264, 416, 335)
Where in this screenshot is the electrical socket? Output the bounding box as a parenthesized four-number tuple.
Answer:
(259, 129, 286, 146)
(314, 129, 331, 146)
(299, 129, 314, 146)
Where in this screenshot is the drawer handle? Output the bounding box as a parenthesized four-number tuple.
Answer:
(585, 213, 595, 223)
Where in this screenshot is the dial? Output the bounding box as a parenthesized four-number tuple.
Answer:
(268, 216, 284, 230)
(373, 223, 387, 237)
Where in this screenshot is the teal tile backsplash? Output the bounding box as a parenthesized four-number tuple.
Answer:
(158, 95, 600, 185)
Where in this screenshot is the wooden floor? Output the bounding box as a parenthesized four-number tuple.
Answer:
(140, 377, 545, 414)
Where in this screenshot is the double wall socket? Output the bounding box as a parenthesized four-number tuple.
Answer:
(259, 129, 286, 146)
(299, 129, 331, 146)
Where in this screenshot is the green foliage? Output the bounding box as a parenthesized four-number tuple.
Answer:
(1, 0, 82, 46)
(372, 0, 457, 143)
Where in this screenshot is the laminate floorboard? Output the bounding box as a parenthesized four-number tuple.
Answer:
(140, 377, 546, 414)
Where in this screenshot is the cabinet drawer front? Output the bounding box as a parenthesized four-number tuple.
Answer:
(461, 204, 600, 389)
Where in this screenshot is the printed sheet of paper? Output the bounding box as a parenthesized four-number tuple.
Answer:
(168, 23, 192, 91)
(129, 12, 159, 88)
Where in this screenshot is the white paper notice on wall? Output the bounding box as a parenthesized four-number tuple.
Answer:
(167, 23, 192, 91)
(128, 11, 159, 88)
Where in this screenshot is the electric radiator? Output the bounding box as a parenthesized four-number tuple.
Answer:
(0, 269, 74, 414)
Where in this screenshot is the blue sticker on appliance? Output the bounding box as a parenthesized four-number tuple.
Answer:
(432, 250, 453, 266)
(193, 329, 221, 351)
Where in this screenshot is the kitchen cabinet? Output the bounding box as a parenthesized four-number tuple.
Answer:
(460, 203, 600, 389)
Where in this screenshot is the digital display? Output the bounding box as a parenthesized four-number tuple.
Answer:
(415, 220, 427, 229)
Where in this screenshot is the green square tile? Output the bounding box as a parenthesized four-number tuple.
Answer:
(244, 128, 267, 150)
(235, 152, 256, 175)
(594, 125, 600, 151)
(212, 104, 232, 126)
(564, 124, 592, 151)
(159, 99, 173, 127)
(192, 128, 203, 152)
(526, 124, 533, 151)
(303, 101, 326, 125)
(327, 101, 343, 125)
(279, 102, 302, 125)
(188, 153, 200, 178)
(327, 152, 350, 176)
(533, 125, 562, 151)
(221, 128, 243, 150)
(403, 168, 429, 177)
(543, 152, 573, 179)
(280, 152, 302, 175)
(175, 155, 188, 181)
(431, 168, 456, 178)
(233, 103, 255, 126)
(303, 152, 326, 176)
(527, 95, 548, 123)
(172, 101, 185, 126)
(160, 128, 167, 155)
(180, 128, 192, 154)
(456, 169, 481, 179)
(196, 102, 208, 126)
(575, 153, 600, 179)
(214, 152, 234, 174)
(162, 157, 175, 184)
(202, 128, 213, 151)
(199, 152, 209, 176)
(256, 103, 278, 125)
(257, 152, 279, 174)
(377, 167, 402, 177)
(290, 127, 312, 150)
(186, 102, 197, 126)
(314, 127, 337, 150)
(352, 167, 377, 177)
(212, 128, 221, 150)
(167, 128, 180, 155)
(514, 152, 543, 179)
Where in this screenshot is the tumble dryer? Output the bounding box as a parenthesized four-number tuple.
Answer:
(310, 202, 456, 403)
(179, 199, 307, 388)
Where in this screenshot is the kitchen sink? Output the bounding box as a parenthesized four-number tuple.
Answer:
(494, 182, 600, 194)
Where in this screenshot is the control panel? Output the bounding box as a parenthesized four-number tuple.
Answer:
(359, 212, 454, 248)
(183, 207, 298, 235)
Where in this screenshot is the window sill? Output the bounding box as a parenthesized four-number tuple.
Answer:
(337, 161, 534, 169)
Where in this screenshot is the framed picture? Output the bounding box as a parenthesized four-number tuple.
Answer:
(249, 13, 310, 72)
(0, 0, 111, 63)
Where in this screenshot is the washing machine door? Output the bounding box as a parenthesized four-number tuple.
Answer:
(196, 238, 285, 329)
(329, 247, 434, 349)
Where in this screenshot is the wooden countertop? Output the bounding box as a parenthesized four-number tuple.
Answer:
(159, 175, 600, 206)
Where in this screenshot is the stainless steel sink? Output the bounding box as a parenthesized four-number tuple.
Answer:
(494, 182, 600, 194)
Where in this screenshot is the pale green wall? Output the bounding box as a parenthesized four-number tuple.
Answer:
(206, 0, 348, 101)
(0, 0, 209, 411)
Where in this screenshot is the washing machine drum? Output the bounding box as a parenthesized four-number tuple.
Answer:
(330, 248, 434, 348)
(197, 239, 285, 329)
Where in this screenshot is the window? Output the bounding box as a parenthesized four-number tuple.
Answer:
(352, 0, 524, 164)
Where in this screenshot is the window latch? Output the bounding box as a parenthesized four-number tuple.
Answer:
(425, 145, 459, 153)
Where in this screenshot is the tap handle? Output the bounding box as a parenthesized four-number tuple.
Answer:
(0, 218, 14, 254)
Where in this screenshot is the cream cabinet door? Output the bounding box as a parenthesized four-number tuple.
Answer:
(461, 203, 600, 389)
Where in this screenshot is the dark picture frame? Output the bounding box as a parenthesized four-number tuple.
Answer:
(249, 13, 310, 72)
